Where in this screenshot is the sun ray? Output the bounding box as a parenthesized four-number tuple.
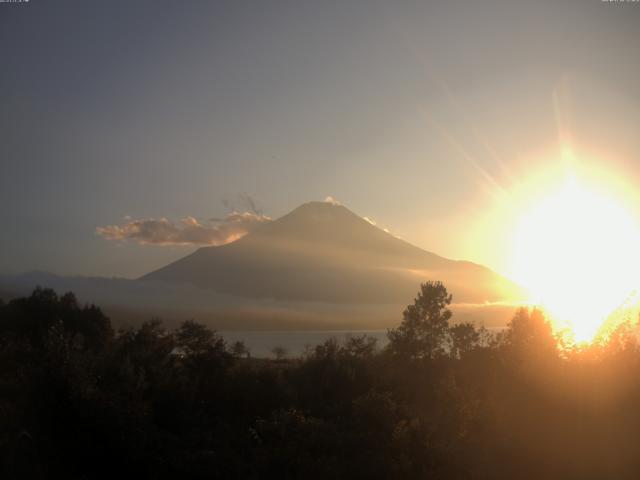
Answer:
(392, 25, 515, 205)
(418, 106, 509, 203)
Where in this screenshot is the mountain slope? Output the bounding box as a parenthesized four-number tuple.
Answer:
(141, 202, 523, 304)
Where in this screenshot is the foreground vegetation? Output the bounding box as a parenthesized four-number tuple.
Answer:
(2, 283, 640, 479)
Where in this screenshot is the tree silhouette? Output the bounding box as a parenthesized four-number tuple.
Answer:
(272, 345, 288, 360)
(449, 322, 480, 359)
(499, 307, 558, 361)
(231, 340, 251, 359)
(387, 281, 452, 359)
(176, 319, 224, 356)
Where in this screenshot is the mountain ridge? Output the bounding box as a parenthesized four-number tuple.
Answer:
(141, 201, 523, 304)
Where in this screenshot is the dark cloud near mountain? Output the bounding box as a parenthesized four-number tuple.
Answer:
(221, 194, 263, 216)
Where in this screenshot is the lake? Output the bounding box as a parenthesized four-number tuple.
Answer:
(220, 327, 506, 358)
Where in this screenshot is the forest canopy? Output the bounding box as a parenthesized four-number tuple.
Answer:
(1, 283, 640, 479)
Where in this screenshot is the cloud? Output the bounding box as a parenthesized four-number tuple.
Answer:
(324, 196, 341, 205)
(97, 211, 271, 246)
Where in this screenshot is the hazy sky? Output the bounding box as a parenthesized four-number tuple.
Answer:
(2, 0, 639, 278)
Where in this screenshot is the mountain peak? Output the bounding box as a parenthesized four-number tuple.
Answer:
(246, 200, 381, 247)
(287, 200, 354, 217)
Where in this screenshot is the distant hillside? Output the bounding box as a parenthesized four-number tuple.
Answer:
(0, 202, 524, 330)
(142, 202, 523, 304)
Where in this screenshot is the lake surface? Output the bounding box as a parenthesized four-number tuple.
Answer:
(219, 330, 389, 358)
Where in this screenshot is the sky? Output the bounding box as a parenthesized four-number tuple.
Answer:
(1, 0, 640, 278)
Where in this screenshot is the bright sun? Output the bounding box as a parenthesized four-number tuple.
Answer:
(510, 175, 640, 343)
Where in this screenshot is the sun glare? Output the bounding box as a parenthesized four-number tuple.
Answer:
(510, 175, 640, 343)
